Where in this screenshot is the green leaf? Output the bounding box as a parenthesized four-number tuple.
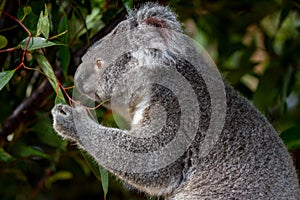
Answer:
(37, 4, 50, 39)
(13, 143, 48, 159)
(58, 14, 69, 43)
(0, 35, 8, 49)
(55, 96, 67, 104)
(278, 1, 291, 30)
(20, 37, 61, 51)
(32, 115, 67, 151)
(100, 166, 109, 199)
(45, 171, 73, 188)
(122, 0, 133, 12)
(34, 53, 66, 104)
(73, 156, 91, 176)
(59, 46, 70, 78)
(58, 13, 70, 77)
(82, 152, 101, 178)
(0, 148, 15, 163)
(82, 152, 109, 199)
(281, 126, 300, 151)
(0, 70, 15, 91)
(281, 66, 295, 113)
(226, 47, 256, 84)
(253, 64, 283, 111)
(23, 6, 32, 16)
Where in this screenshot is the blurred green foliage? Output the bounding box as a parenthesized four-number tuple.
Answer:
(0, 0, 299, 199)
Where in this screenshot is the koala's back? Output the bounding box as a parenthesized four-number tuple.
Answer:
(170, 84, 300, 199)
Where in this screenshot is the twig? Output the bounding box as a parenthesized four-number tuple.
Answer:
(0, 9, 33, 71)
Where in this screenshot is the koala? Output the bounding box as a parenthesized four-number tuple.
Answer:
(51, 3, 300, 199)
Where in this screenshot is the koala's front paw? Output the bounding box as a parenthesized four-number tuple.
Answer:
(51, 104, 79, 141)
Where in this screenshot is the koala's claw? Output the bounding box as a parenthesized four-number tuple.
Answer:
(52, 104, 72, 116)
(51, 104, 78, 141)
(57, 105, 68, 115)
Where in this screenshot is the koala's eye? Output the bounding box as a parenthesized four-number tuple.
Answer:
(95, 58, 102, 69)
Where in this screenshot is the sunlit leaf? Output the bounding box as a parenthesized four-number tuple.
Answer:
(281, 126, 300, 151)
(20, 37, 62, 51)
(37, 4, 50, 39)
(0, 70, 15, 91)
(0, 35, 8, 49)
(0, 148, 15, 163)
(34, 53, 66, 104)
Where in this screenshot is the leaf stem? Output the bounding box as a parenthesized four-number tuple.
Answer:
(0, 9, 32, 71)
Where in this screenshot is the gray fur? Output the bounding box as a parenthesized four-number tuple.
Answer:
(51, 3, 300, 199)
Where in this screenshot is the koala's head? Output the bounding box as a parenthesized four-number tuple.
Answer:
(74, 3, 182, 105)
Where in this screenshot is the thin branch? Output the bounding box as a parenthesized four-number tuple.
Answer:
(0, 10, 31, 35)
(0, 9, 33, 71)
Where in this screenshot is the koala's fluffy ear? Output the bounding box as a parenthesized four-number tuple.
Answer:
(128, 3, 183, 32)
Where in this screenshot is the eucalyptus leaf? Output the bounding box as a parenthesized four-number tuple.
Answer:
(82, 151, 101, 178)
(13, 143, 48, 159)
(253, 64, 283, 111)
(23, 6, 32, 16)
(278, 1, 291, 30)
(81, 152, 109, 199)
(0, 70, 15, 91)
(34, 53, 66, 104)
(45, 171, 73, 188)
(32, 116, 67, 151)
(100, 166, 109, 199)
(0, 148, 15, 163)
(0, 35, 8, 49)
(20, 37, 61, 51)
(58, 13, 70, 77)
(122, 0, 133, 12)
(37, 4, 50, 39)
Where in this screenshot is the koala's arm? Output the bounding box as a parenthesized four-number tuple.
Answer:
(51, 104, 186, 196)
